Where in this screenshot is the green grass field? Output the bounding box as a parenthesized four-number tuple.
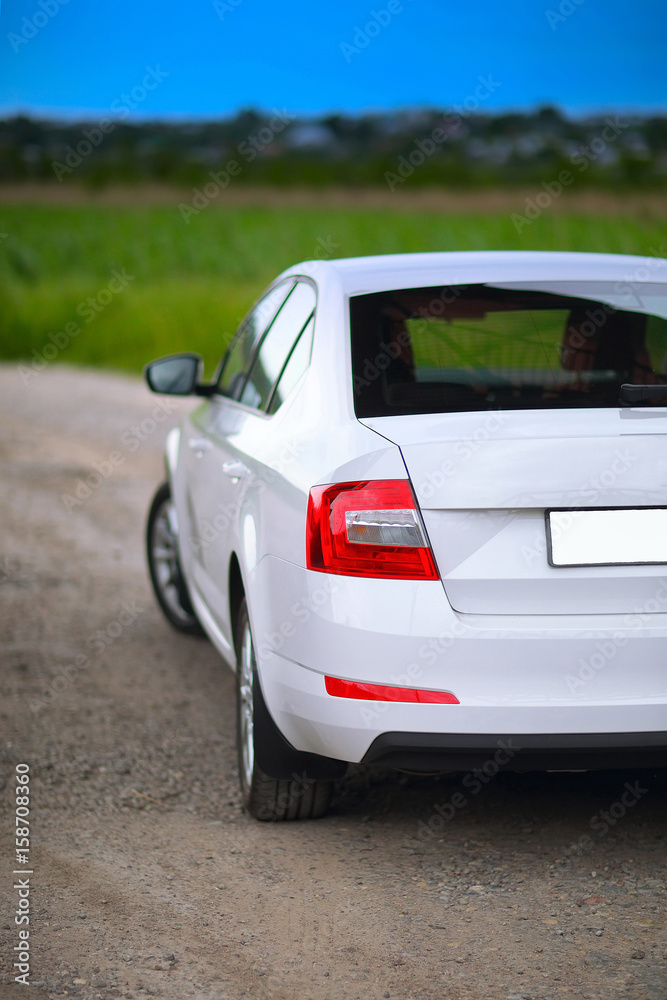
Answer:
(1, 197, 664, 377)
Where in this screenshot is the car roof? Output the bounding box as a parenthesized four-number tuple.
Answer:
(284, 250, 667, 296)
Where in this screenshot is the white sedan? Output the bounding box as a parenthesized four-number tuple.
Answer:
(144, 250, 667, 820)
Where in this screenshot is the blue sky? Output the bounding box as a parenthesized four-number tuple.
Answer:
(0, 0, 665, 121)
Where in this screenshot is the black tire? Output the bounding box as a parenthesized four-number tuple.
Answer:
(235, 598, 334, 821)
(146, 482, 204, 636)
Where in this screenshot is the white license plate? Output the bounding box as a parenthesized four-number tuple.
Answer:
(547, 508, 667, 567)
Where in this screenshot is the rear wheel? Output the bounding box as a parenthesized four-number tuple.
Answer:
(235, 598, 333, 821)
(146, 482, 203, 636)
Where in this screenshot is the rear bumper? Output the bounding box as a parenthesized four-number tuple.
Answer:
(249, 558, 667, 763)
(258, 646, 667, 764)
(362, 730, 667, 772)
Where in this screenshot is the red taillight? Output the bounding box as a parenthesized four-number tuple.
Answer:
(306, 479, 438, 580)
(325, 676, 459, 704)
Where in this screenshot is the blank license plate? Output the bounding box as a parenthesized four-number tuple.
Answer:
(547, 508, 667, 567)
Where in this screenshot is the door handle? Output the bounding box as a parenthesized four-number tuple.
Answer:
(187, 437, 212, 456)
(222, 460, 247, 482)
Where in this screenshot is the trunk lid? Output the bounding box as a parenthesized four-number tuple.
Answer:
(362, 409, 667, 615)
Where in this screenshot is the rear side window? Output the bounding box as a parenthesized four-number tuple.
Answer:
(267, 314, 315, 415)
(240, 281, 316, 411)
(218, 280, 294, 398)
(351, 282, 667, 416)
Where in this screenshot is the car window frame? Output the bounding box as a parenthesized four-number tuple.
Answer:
(238, 278, 317, 413)
(265, 311, 316, 415)
(221, 275, 318, 417)
(213, 278, 296, 397)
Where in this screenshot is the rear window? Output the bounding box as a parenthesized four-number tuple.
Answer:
(350, 281, 667, 416)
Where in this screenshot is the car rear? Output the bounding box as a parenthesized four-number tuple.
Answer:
(256, 253, 667, 771)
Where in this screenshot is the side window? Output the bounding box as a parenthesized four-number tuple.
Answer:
(239, 281, 316, 411)
(217, 280, 294, 398)
(267, 315, 315, 415)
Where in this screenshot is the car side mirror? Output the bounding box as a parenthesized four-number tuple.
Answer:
(144, 354, 212, 396)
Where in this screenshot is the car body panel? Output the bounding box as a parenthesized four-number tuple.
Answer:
(154, 250, 667, 768)
(249, 556, 667, 758)
(361, 409, 667, 614)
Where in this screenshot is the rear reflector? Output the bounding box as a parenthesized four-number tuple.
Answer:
(325, 676, 459, 704)
(306, 480, 439, 579)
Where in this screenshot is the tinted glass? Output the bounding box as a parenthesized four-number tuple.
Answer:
(351, 282, 667, 416)
(240, 281, 316, 410)
(147, 355, 198, 395)
(218, 281, 294, 398)
(267, 315, 315, 415)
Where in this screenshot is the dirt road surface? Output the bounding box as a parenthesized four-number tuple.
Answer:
(0, 364, 666, 1000)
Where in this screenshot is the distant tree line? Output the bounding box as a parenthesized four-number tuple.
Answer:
(1, 105, 665, 189)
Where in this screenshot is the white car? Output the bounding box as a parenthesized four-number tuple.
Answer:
(144, 250, 667, 821)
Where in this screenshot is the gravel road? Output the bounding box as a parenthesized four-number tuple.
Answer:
(0, 364, 666, 1000)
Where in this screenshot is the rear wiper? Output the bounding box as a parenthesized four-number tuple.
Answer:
(619, 383, 667, 405)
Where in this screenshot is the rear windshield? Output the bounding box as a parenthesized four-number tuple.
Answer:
(350, 281, 667, 416)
